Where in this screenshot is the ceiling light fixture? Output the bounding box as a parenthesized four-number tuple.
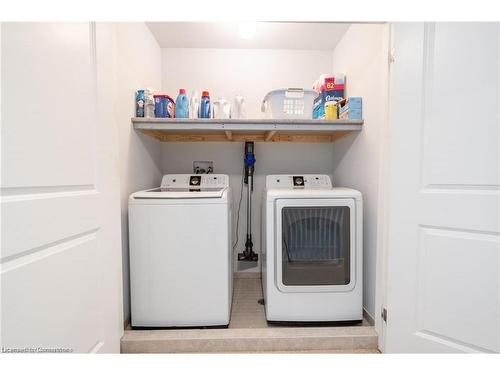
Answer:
(238, 22, 257, 40)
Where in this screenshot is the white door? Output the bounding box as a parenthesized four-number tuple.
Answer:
(1, 23, 123, 353)
(384, 23, 500, 353)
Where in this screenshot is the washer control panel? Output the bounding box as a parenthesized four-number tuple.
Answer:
(266, 175, 332, 189)
(161, 174, 229, 189)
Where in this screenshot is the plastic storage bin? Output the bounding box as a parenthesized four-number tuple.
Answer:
(261, 88, 316, 119)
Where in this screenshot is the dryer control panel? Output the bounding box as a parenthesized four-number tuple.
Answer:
(161, 174, 229, 189)
(266, 175, 332, 189)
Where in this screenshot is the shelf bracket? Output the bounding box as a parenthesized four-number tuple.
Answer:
(224, 130, 233, 141)
(264, 130, 277, 142)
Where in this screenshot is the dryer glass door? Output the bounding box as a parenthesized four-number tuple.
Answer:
(276, 198, 356, 292)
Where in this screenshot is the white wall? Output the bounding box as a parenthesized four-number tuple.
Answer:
(113, 23, 163, 322)
(331, 24, 390, 318)
(161, 48, 334, 117)
(160, 48, 335, 272)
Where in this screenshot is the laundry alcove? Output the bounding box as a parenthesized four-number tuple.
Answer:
(121, 21, 389, 352)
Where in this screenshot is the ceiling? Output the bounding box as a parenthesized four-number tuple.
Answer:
(146, 22, 351, 50)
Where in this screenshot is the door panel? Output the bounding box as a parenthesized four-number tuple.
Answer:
(422, 24, 499, 187)
(417, 227, 499, 352)
(385, 23, 500, 353)
(1, 23, 123, 352)
(1, 233, 103, 353)
(1, 192, 99, 260)
(1, 23, 96, 188)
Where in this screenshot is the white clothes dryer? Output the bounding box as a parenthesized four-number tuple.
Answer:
(261, 175, 362, 323)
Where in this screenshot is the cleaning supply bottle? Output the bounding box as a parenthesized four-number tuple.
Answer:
(175, 89, 189, 118)
(189, 91, 200, 119)
(199, 91, 211, 118)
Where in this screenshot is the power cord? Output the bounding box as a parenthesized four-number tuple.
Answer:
(232, 167, 245, 251)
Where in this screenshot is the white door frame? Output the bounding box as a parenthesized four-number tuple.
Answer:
(372, 23, 393, 353)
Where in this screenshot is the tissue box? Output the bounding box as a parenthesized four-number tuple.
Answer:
(339, 97, 363, 120)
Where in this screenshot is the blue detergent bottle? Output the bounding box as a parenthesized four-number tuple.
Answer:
(199, 90, 211, 118)
(175, 89, 189, 118)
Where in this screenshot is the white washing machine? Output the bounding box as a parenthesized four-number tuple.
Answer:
(128, 174, 233, 327)
(261, 175, 362, 323)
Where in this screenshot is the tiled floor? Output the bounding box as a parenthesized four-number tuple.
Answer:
(121, 276, 378, 353)
(230, 277, 268, 328)
(230, 277, 372, 328)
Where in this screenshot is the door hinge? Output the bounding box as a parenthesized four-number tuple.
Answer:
(381, 307, 388, 323)
(389, 48, 395, 64)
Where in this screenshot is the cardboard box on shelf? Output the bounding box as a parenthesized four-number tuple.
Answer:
(312, 74, 346, 120)
(338, 97, 363, 120)
(312, 74, 346, 96)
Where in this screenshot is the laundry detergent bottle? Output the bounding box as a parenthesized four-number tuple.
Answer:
(175, 89, 189, 118)
(199, 91, 211, 118)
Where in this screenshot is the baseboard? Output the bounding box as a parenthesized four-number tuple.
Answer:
(363, 308, 375, 326)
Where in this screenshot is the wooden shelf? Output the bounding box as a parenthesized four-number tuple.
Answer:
(132, 118, 363, 143)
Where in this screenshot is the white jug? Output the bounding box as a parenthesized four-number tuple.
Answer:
(213, 98, 231, 119)
(189, 91, 200, 119)
(232, 95, 247, 119)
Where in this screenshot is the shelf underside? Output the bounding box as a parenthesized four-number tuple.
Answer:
(132, 118, 363, 143)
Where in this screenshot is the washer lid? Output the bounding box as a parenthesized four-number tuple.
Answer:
(132, 187, 226, 199)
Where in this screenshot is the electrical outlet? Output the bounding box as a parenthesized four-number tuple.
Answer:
(193, 161, 214, 174)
